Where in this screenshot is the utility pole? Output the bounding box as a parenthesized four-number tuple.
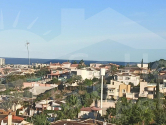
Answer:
(26, 41, 30, 67)
(100, 68, 105, 116)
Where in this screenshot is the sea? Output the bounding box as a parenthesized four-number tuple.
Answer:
(1, 57, 138, 66)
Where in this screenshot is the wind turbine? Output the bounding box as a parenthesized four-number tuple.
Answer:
(26, 41, 30, 67)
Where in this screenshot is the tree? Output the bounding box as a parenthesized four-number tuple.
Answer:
(35, 67, 49, 77)
(105, 97, 156, 125)
(12, 79, 24, 90)
(141, 59, 143, 68)
(155, 109, 166, 125)
(92, 77, 99, 82)
(28, 113, 50, 125)
(90, 91, 100, 100)
(23, 90, 33, 98)
(136, 99, 155, 125)
(81, 92, 93, 107)
(72, 61, 77, 64)
(105, 107, 116, 123)
(48, 78, 59, 84)
(128, 82, 134, 87)
(78, 64, 85, 69)
(79, 59, 84, 65)
(83, 79, 93, 87)
(56, 104, 72, 120)
(57, 94, 82, 120)
(0, 98, 13, 111)
(110, 65, 117, 75)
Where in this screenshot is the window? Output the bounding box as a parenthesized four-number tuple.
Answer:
(112, 82, 114, 85)
(125, 77, 130, 80)
(122, 89, 125, 93)
(110, 89, 114, 92)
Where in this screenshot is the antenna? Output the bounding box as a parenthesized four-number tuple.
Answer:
(26, 41, 30, 67)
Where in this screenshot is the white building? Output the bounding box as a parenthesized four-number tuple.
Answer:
(62, 62, 71, 68)
(137, 63, 148, 69)
(32, 63, 48, 68)
(76, 68, 100, 80)
(0, 58, 5, 66)
(115, 73, 140, 86)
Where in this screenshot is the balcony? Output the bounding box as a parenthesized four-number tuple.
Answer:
(126, 93, 133, 99)
(147, 94, 154, 99)
(147, 86, 155, 91)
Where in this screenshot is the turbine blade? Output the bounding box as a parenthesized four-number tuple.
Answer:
(27, 17, 38, 29)
(0, 10, 4, 29)
(43, 30, 52, 35)
(13, 11, 20, 28)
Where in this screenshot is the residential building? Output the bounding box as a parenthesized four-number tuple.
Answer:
(90, 63, 102, 68)
(62, 62, 71, 68)
(0, 58, 5, 66)
(90, 100, 115, 115)
(119, 67, 149, 74)
(78, 106, 101, 119)
(47, 68, 70, 79)
(139, 82, 156, 99)
(70, 64, 79, 70)
(119, 83, 131, 97)
(32, 63, 48, 69)
(115, 73, 140, 86)
(1, 114, 27, 125)
(106, 80, 122, 100)
(74, 68, 100, 80)
(90, 63, 119, 70)
(137, 63, 148, 69)
(106, 80, 131, 100)
(139, 81, 166, 99)
(49, 62, 62, 69)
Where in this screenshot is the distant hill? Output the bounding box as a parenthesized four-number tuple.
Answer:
(149, 59, 166, 70)
(60, 39, 166, 62)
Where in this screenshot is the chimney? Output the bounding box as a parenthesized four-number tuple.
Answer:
(8, 113, 12, 125)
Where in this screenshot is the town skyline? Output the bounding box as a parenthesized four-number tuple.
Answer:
(0, 1, 166, 61)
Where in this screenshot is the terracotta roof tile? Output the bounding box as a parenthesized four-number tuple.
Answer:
(70, 64, 79, 67)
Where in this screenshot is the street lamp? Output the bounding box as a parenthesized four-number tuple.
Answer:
(100, 68, 105, 115)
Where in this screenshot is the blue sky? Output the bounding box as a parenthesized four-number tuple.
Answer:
(0, 0, 166, 62)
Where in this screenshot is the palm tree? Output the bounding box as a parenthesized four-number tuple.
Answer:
(57, 94, 82, 119)
(110, 65, 117, 76)
(32, 113, 50, 125)
(56, 104, 71, 120)
(66, 94, 82, 117)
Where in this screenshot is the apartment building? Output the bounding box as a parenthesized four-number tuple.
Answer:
(0, 58, 5, 66)
(115, 73, 140, 86)
(139, 82, 156, 99)
(106, 80, 131, 100)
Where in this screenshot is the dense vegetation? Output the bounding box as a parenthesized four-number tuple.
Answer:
(149, 59, 166, 70)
